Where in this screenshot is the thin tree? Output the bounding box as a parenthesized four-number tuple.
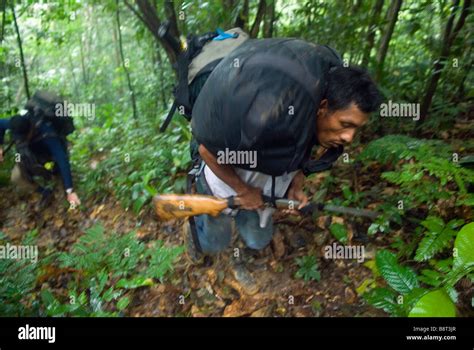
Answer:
(375, 0, 402, 81)
(263, 0, 276, 38)
(1, 0, 7, 43)
(116, 0, 137, 120)
(361, 0, 384, 68)
(249, 0, 266, 38)
(418, 0, 471, 126)
(234, 0, 249, 31)
(10, 1, 30, 99)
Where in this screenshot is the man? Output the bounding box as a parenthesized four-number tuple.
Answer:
(188, 38, 382, 261)
(0, 92, 81, 207)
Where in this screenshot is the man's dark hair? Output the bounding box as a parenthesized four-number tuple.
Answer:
(325, 65, 382, 113)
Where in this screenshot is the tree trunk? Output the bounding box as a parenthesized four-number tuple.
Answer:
(234, 0, 249, 31)
(263, 0, 275, 38)
(375, 0, 402, 81)
(221, 0, 236, 28)
(418, 0, 471, 126)
(10, 2, 30, 99)
(125, 0, 179, 65)
(361, 0, 384, 67)
(250, 0, 266, 38)
(1, 0, 7, 43)
(116, 0, 138, 120)
(164, 0, 179, 38)
(262, 0, 276, 38)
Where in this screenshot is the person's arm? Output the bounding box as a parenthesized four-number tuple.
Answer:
(198, 144, 264, 210)
(0, 119, 11, 162)
(41, 137, 81, 207)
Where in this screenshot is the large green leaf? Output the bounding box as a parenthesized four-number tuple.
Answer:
(453, 223, 474, 270)
(376, 250, 419, 295)
(408, 290, 456, 317)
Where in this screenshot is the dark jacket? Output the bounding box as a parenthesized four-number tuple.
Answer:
(0, 117, 74, 189)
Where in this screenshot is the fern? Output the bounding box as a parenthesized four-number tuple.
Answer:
(415, 218, 463, 262)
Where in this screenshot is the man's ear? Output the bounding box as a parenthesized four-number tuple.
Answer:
(318, 99, 328, 116)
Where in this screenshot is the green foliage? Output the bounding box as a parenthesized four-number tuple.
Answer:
(453, 222, 474, 270)
(0, 225, 183, 317)
(375, 250, 419, 295)
(295, 255, 321, 282)
(58, 225, 145, 278)
(70, 115, 191, 213)
(329, 223, 348, 244)
(359, 136, 473, 236)
(365, 223, 474, 317)
(0, 232, 39, 316)
(408, 289, 456, 317)
(363, 287, 405, 316)
(41, 224, 184, 316)
(358, 135, 453, 165)
(414, 217, 464, 262)
(360, 136, 473, 209)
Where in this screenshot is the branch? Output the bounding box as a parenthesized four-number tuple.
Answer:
(1, 0, 6, 43)
(123, 0, 147, 25)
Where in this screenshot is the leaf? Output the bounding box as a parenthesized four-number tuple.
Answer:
(117, 296, 130, 311)
(363, 287, 403, 316)
(376, 250, 419, 295)
(414, 228, 454, 261)
(420, 216, 444, 233)
(295, 256, 321, 282)
(116, 276, 154, 289)
(329, 223, 348, 243)
(408, 290, 456, 317)
(418, 269, 442, 287)
(356, 278, 376, 295)
(453, 223, 474, 270)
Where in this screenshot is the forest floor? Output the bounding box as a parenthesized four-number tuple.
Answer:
(2, 120, 473, 317)
(0, 157, 389, 317)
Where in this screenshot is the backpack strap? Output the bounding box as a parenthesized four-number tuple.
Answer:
(160, 101, 178, 133)
(159, 29, 219, 133)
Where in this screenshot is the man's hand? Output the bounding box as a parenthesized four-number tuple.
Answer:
(0, 147, 3, 162)
(284, 170, 309, 215)
(67, 192, 81, 208)
(236, 184, 264, 210)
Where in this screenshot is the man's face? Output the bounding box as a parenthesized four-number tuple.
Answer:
(316, 101, 369, 148)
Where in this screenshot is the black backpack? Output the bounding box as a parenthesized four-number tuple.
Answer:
(24, 91, 75, 138)
(159, 23, 249, 132)
(6, 91, 74, 182)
